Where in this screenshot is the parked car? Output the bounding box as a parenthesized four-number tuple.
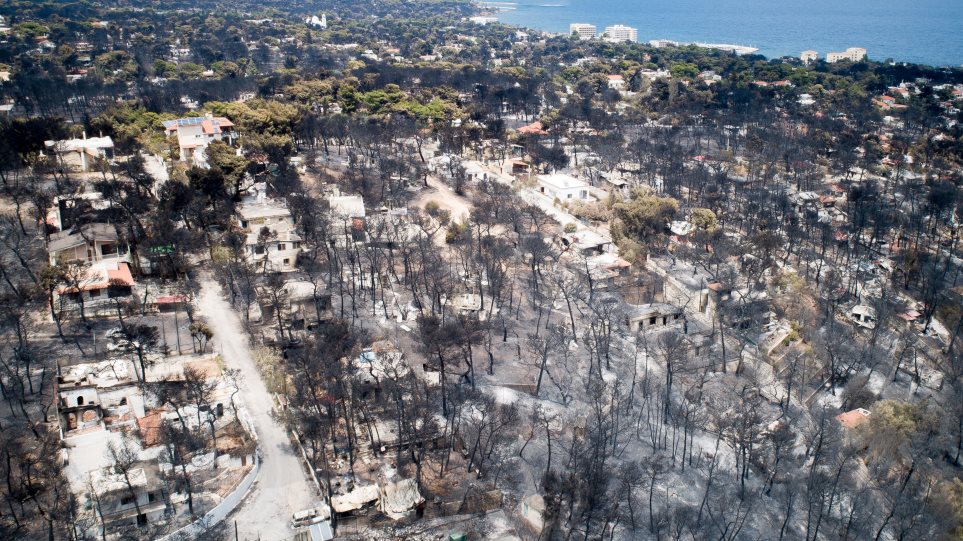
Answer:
(290, 505, 330, 529)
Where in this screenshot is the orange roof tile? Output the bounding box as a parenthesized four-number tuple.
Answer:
(836, 408, 871, 429)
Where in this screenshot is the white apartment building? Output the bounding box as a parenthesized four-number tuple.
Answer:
(800, 50, 818, 64)
(826, 47, 866, 63)
(569, 23, 596, 40)
(603, 24, 637, 43)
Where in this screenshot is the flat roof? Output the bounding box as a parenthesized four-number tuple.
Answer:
(329, 195, 366, 219)
(45, 136, 113, 152)
(537, 173, 588, 191)
(48, 223, 120, 253)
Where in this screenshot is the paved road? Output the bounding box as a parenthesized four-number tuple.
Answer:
(197, 277, 317, 540)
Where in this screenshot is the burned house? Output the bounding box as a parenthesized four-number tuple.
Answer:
(57, 359, 146, 437)
(625, 303, 684, 333)
(86, 467, 167, 529)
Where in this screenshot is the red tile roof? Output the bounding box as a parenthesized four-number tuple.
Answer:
(137, 411, 164, 447)
(836, 408, 871, 429)
(517, 121, 548, 135)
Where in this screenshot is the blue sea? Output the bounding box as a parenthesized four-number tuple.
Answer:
(491, 0, 963, 67)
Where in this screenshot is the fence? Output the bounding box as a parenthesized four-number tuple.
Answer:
(291, 430, 324, 496)
(157, 451, 261, 541)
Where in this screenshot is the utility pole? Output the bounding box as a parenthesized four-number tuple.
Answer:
(174, 302, 182, 354)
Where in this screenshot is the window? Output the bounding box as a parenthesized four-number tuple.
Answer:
(254, 245, 265, 255)
(649, 316, 657, 325)
(77, 396, 84, 406)
(89, 289, 101, 298)
(240, 220, 248, 229)
(283, 258, 290, 265)
(121, 495, 135, 506)
(278, 243, 286, 251)
(147, 492, 156, 503)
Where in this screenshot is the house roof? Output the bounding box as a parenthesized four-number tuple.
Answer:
(237, 201, 292, 221)
(328, 195, 366, 219)
(538, 173, 588, 191)
(45, 136, 113, 153)
(57, 261, 134, 294)
(517, 121, 548, 135)
(162, 115, 234, 136)
(563, 229, 611, 249)
(48, 223, 120, 254)
(331, 484, 380, 513)
(380, 478, 424, 520)
(154, 295, 188, 304)
(836, 408, 871, 429)
(137, 411, 164, 447)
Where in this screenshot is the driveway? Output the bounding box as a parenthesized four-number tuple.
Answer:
(142, 152, 170, 195)
(197, 276, 317, 540)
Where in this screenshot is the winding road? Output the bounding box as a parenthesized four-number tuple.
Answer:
(197, 276, 317, 540)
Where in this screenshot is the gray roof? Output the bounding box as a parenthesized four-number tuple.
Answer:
(48, 223, 119, 253)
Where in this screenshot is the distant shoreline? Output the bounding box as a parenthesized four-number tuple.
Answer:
(469, 0, 963, 68)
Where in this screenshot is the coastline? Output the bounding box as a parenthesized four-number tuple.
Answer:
(468, 0, 963, 68)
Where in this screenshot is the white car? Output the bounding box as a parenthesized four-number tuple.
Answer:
(290, 505, 330, 529)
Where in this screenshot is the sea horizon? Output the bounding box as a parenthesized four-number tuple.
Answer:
(485, 0, 963, 67)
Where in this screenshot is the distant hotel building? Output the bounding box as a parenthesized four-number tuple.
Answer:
(826, 47, 866, 63)
(603, 24, 637, 43)
(569, 23, 597, 40)
(800, 50, 818, 64)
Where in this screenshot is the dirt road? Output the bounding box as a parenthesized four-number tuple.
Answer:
(197, 277, 317, 540)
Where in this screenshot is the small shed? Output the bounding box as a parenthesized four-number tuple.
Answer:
(849, 305, 877, 329)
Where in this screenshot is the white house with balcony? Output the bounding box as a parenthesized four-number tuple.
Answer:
(236, 185, 303, 272)
(162, 113, 236, 167)
(46, 224, 137, 311)
(48, 223, 130, 266)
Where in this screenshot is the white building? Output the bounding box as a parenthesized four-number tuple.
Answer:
(569, 23, 596, 40)
(827, 47, 866, 63)
(44, 134, 114, 172)
(328, 194, 367, 245)
(469, 16, 498, 25)
(237, 185, 303, 272)
(603, 25, 637, 43)
(606, 74, 626, 90)
(536, 173, 589, 201)
(162, 113, 236, 167)
(800, 50, 818, 64)
(306, 14, 327, 28)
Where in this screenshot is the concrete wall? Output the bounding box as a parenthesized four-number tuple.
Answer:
(157, 452, 260, 541)
(158, 406, 260, 541)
